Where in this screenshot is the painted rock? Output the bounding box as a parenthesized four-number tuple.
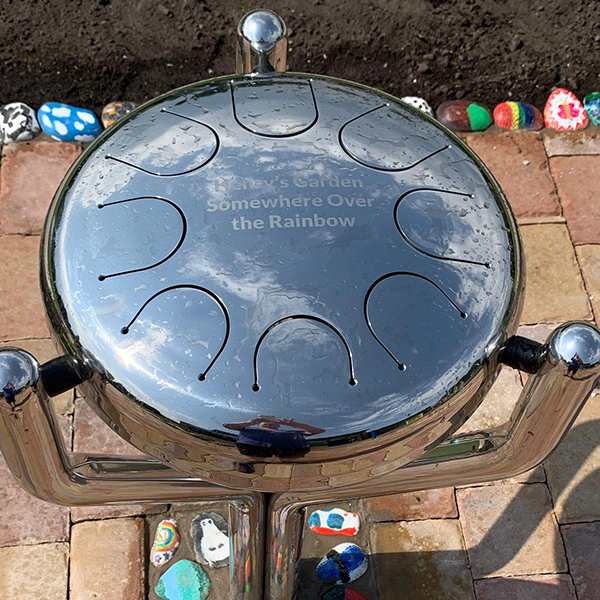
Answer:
(316, 543, 368, 584)
(584, 92, 600, 126)
(400, 96, 434, 118)
(151, 518, 180, 567)
(544, 89, 589, 131)
(493, 101, 544, 131)
(0, 102, 41, 143)
(38, 102, 103, 142)
(155, 560, 211, 600)
(322, 588, 371, 600)
(436, 100, 492, 132)
(309, 508, 360, 536)
(190, 512, 230, 568)
(101, 101, 138, 128)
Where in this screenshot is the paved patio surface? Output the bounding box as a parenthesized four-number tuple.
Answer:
(0, 129, 599, 599)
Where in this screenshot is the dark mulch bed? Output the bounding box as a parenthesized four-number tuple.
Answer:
(0, 0, 598, 114)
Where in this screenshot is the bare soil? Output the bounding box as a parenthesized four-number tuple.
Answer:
(0, 0, 598, 114)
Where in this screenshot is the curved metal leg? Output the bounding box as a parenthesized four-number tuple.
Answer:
(264, 322, 600, 600)
(0, 347, 265, 600)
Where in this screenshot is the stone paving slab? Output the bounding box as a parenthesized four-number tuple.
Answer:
(561, 522, 600, 600)
(466, 132, 560, 220)
(545, 398, 600, 524)
(371, 519, 475, 600)
(576, 245, 600, 322)
(457, 483, 567, 578)
(474, 574, 577, 600)
(457, 368, 522, 435)
(543, 130, 600, 157)
(0, 542, 69, 600)
(0, 235, 48, 341)
(364, 487, 457, 522)
(519, 224, 591, 324)
(0, 142, 81, 235)
(70, 518, 145, 600)
(550, 156, 600, 245)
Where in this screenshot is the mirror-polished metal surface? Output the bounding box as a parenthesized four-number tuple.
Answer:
(41, 72, 523, 491)
(236, 9, 287, 74)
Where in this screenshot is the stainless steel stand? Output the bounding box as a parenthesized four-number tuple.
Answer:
(1, 321, 599, 599)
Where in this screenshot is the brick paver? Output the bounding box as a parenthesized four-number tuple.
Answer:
(475, 574, 577, 600)
(561, 522, 600, 600)
(0, 235, 48, 341)
(371, 519, 475, 600)
(466, 132, 560, 219)
(0, 414, 72, 547)
(70, 518, 145, 600)
(71, 398, 149, 522)
(457, 483, 567, 578)
(519, 224, 591, 324)
(0, 133, 599, 599)
(0, 142, 80, 234)
(550, 156, 600, 244)
(0, 543, 69, 600)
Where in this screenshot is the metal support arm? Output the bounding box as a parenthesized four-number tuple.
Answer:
(264, 321, 600, 600)
(0, 348, 265, 600)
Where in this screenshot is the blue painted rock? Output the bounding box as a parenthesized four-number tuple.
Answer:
(493, 101, 544, 131)
(400, 96, 434, 118)
(38, 102, 103, 142)
(101, 101, 138, 128)
(322, 588, 371, 600)
(584, 92, 600, 126)
(544, 89, 589, 131)
(151, 518, 180, 567)
(155, 560, 211, 600)
(316, 543, 368, 584)
(190, 512, 229, 568)
(436, 100, 492, 132)
(0, 102, 41, 143)
(309, 508, 360, 536)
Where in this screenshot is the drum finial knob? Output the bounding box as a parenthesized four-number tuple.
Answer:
(236, 9, 287, 74)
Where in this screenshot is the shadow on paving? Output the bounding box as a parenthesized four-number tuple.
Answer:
(295, 418, 599, 600)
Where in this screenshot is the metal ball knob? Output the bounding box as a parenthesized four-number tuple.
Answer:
(236, 10, 288, 74)
(549, 321, 600, 373)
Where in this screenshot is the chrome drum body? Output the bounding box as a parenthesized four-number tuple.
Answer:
(40, 72, 522, 492)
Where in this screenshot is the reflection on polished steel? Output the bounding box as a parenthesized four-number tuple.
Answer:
(0, 9, 597, 600)
(40, 67, 522, 491)
(0, 348, 264, 600)
(236, 9, 287, 74)
(264, 321, 600, 600)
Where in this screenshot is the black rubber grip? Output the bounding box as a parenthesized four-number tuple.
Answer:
(499, 335, 546, 374)
(40, 355, 90, 397)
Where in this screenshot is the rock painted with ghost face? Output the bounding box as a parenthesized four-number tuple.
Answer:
(190, 512, 230, 568)
(38, 102, 103, 142)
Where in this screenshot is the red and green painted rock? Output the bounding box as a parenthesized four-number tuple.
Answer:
(321, 587, 371, 600)
(544, 89, 589, 131)
(436, 100, 492, 132)
(493, 101, 544, 131)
